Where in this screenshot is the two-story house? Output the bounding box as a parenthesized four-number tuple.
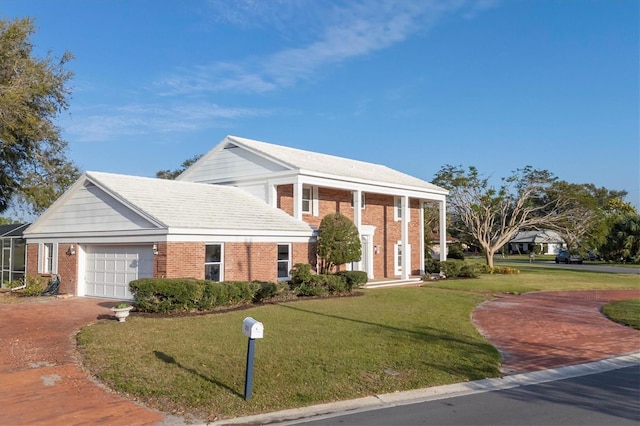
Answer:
(23, 136, 448, 299)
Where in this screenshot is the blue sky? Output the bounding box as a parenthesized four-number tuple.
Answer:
(3, 0, 639, 207)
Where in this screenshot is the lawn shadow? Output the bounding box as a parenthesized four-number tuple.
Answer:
(153, 351, 243, 398)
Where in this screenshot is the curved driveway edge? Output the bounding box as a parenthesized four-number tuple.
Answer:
(472, 290, 640, 374)
(0, 297, 164, 425)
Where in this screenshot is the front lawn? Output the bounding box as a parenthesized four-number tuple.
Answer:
(78, 288, 498, 421)
(602, 299, 640, 330)
(77, 268, 640, 422)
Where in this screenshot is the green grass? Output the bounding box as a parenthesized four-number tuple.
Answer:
(77, 268, 640, 421)
(78, 288, 498, 421)
(602, 299, 640, 330)
(425, 263, 640, 294)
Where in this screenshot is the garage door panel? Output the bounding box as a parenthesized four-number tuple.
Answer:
(85, 245, 153, 299)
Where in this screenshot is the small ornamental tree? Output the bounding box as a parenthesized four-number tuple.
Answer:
(317, 212, 361, 274)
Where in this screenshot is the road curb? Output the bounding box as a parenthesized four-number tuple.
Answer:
(209, 353, 640, 425)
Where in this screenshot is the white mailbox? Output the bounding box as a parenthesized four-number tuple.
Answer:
(242, 317, 264, 339)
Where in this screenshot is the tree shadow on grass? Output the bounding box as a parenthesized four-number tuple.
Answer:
(153, 351, 243, 398)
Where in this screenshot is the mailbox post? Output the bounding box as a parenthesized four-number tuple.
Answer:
(242, 317, 264, 400)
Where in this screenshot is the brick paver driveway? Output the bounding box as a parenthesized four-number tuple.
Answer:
(0, 296, 164, 425)
(472, 290, 640, 374)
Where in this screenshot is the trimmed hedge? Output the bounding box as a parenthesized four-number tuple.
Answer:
(130, 278, 263, 313)
(334, 270, 368, 291)
(290, 263, 365, 296)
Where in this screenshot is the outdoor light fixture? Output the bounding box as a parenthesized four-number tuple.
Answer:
(152, 244, 159, 256)
(67, 244, 76, 256)
(374, 245, 380, 254)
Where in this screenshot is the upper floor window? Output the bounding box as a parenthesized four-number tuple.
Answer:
(394, 197, 410, 222)
(205, 244, 223, 281)
(351, 192, 365, 209)
(302, 186, 312, 214)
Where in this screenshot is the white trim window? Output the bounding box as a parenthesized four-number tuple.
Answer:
(301, 186, 312, 214)
(277, 244, 291, 280)
(394, 197, 410, 222)
(38, 243, 57, 274)
(393, 241, 411, 276)
(301, 185, 319, 216)
(205, 244, 223, 281)
(351, 192, 365, 209)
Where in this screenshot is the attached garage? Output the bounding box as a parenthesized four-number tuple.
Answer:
(84, 245, 153, 299)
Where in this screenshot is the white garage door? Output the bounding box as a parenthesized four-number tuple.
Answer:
(85, 245, 153, 299)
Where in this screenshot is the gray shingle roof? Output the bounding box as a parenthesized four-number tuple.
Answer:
(86, 172, 313, 233)
(227, 136, 447, 193)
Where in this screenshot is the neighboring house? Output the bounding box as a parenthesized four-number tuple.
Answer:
(0, 223, 28, 286)
(24, 136, 448, 299)
(426, 233, 457, 259)
(507, 230, 565, 255)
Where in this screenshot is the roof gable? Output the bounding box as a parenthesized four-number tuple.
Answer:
(180, 135, 448, 194)
(28, 172, 314, 237)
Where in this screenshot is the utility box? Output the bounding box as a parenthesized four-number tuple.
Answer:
(242, 317, 264, 339)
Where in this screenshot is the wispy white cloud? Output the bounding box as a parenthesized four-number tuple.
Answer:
(156, 0, 495, 95)
(65, 102, 270, 142)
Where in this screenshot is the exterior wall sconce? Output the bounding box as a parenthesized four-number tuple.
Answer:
(374, 245, 380, 254)
(66, 244, 76, 256)
(152, 244, 159, 256)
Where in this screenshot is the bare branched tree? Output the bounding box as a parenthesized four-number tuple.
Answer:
(433, 165, 571, 268)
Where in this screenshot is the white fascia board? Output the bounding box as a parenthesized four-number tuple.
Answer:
(296, 171, 449, 200)
(27, 235, 168, 244)
(25, 228, 169, 242)
(166, 234, 313, 243)
(167, 228, 314, 238)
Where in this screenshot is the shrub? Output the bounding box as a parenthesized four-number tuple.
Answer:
(440, 260, 463, 278)
(296, 276, 327, 297)
(130, 278, 204, 313)
(424, 257, 441, 274)
(253, 281, 281, 303)
(447, 244, 465, 260)
(490, 266, 521, 275)
(459, 263, 480, 278)
(317, 213, 361, 273)
(290, 263, 314, 288)
(12, 276, 48, 297)
(334, 270, 368, 291)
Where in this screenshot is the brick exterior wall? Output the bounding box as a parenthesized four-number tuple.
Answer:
(26, 243, 79, 295)
(276, 185, 423, 278)
(153, 241, 314, 282)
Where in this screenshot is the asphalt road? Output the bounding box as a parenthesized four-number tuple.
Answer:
(294, 365, 640, 426)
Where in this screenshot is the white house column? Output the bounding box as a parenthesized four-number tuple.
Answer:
(401, 195, 409, 280)
(439, 199, 447, 261)
(353, 189, 363, 271)
(419, 200, 425, 275)
(293, 182, 303, 220)
(267, 182, 277, 208)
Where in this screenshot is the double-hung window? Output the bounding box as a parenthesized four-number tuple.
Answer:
(301, 186, 313, 214)
(394, 197, 410, 222)
(38, 243, 57, 274)
(205, 244, 223, 281)
(277, 244, 291, 280)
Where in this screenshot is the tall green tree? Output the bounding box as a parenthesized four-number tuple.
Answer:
(600, 213, 640, 263)
(316, 212, 361, 274)
(0, 17, 78, 214)
(433, 165, 573, 268)
(545, 182, 628, 252)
